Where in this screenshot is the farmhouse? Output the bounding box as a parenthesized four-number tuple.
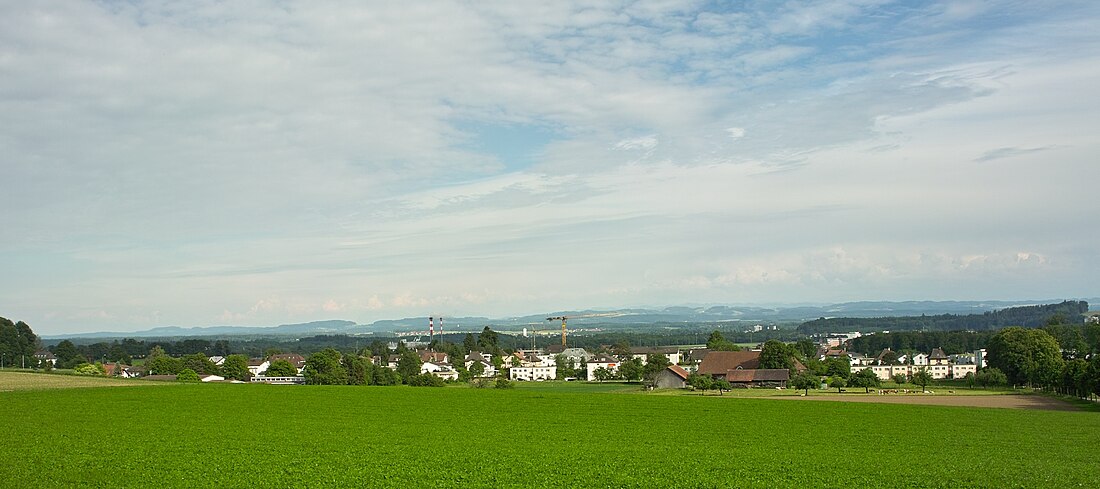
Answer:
(724, 369, 789, 388)
(653, 365, 690, 389)
(247, 359, 269, 377)
(33, 350, 57, 366)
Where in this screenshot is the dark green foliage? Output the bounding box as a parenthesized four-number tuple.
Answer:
(758, 340, 795, 370)
(828, 376, 846, 393)
(342, 355, 369, 385)
(706, 330, 740, 351)
(618, 357, 643, 381)
(790, 372, 819, 395)
(303, 349, 347, 385)
(144, 346, 183, 375)
(642, 354, 672, 381)
(181, 353, 217, 375)
(849, 368, 880, 393)
(0, 318, 38, 369)
(974, 368, 1007, 387)
(799, 300, 1089, 334)
(406, 373, 445, 387)
(911, 368, 933, 390)
(176, 369, 200, 382)
(987, 327, 1064, 387)
(494, 378, 514, 389)
(265, 359, 298, 377)
(220, 355, 250, 380)
(892, 373, 909, 385)
(395, 350, 422, 381)
(793, 338, 816, 360)
(823, 357, 851, 379)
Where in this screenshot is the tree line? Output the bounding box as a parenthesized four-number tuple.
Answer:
(798, 300, 1089, 334)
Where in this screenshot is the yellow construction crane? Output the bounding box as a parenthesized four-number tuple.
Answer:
(545, 312, 621, 347)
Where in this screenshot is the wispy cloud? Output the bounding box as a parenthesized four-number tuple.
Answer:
(2, 1, 1098, 333)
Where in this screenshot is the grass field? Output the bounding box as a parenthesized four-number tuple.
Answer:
(3, 381, 1099, 487)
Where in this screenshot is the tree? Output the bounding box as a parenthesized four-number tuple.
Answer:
(706, 330, 739, 351)
(303, 349, 348, 385)
(265, 359, 298, 377)
(849, 368, 880, 393)
(713, 378, 732, 395)
(593, 366, 614, 382)
(220, 354, 250, 380)
(477, 326, 498, 351)
(911, 368, 933, 391)
(610, 341, 632, 360)
(177, 368, 200, 382)
(823, 357, 851, 379)
(494, 378, 514, 389)
(343, 355, 369, 385)
(642, 354, 671, 381)
(759, 340, 795, 370)
(618, 357, 643, 382)
(145, 348, 183, 375)
(182, 352, 217, 375)
(463, 333, 476, 352)
(688, 372, 713, 394)
(794, 338, 817, 360)
(53, 339, 82, 369)
(975, 367, 1008, 388)
(987, 327, 1064, 388)
(468, 360, 486, 378)
(828, 376, 847, 393)
(790, 372, 819, 395)
(892, 373, 908, 385)
(395, 350, 422, 382)
(407, 373, 445, 387)
(1060, 359, 1090, 398)
(372, 366, 398, 386)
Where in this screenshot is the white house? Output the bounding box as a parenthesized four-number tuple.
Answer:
(510, 365, 556, 381)
(247, 359, 269, 377)
(208, 356, 226, 366)
(630, 347, 681, 365)
(585, 354, 619, 380)
(912, 353, 929, 366)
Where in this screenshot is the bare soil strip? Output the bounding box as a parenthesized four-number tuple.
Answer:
(779, 393, 1079, 411)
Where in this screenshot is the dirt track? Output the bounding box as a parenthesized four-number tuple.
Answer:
(782, 393, 1080, 411)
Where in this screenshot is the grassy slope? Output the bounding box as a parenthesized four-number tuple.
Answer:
(2, 384, 1098, 488)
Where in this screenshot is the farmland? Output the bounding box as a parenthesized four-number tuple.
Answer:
(0, 370, 150, 391)
(3, 383, 1099, 487)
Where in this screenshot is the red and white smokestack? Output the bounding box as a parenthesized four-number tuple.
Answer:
(429, 316, 434, 340)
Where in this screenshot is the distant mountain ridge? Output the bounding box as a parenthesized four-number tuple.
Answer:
(40, 299, 1096, 340)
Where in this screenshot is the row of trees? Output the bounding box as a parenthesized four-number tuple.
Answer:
(986, 326, 1100, 399)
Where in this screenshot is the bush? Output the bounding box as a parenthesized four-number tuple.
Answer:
(177, 369, 200, 383)
(494, 378, 514, 389)
(73, 363, 106, 376)
(407, 373, 445, 387)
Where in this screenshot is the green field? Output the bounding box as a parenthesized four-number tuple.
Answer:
(2, 381, 1098, 487)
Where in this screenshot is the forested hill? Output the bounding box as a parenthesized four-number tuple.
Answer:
(796, 300, 1089, 335)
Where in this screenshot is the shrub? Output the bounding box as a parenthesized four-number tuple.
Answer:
(494, 378, 514, 389)
(177, 369, 200, 383)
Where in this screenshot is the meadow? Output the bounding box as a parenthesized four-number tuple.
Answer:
(2, 380, 1098, 487)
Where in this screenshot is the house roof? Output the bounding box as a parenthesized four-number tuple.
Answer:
(248, 359, 267, 367)
(666, 365, 690, 380)
(587, 354, 617, 364)
(724, 368, 790, 382)
(683, 348, 712, 363)
(465, 352, 487, 362)
(930, 348, 948, 359)
(34, 350, 56, 359)
(632, 346, 679, 355)
(419, 351, 448, 363)
(698, 350, 760, 375)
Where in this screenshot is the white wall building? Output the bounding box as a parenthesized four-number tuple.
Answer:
(510, 366, 556, 381)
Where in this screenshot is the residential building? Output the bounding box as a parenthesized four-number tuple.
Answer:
(630, 346, 681, 365)
(585, 354, 619, 379)
(247, 359, 270, 377)
(911, 353, 929, 366)
(929, 348, 949, 366)
(33, 350, 57, 366)
(510, 365, 556, 381)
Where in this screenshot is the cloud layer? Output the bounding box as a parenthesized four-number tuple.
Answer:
(2, 1, 1098, 333)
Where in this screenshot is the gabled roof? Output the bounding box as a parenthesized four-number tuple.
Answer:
(724, 368, 790, 382)
(698, 351, 760, 375)
(930, 348, 948, 359)
(34, 350, 56, 359)
(465, 352, 488, 362)
(632, 346, 679, 355)
(666, 365, 690, 380)
(589, 354, 618, 364)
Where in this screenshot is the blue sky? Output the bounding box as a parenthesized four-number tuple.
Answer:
(1, 1, 1098, 334)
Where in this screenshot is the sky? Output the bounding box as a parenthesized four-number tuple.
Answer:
(2, 1, 1099, 335)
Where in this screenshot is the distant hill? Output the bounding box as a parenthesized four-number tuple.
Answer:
(41, 299, 1096, 340)
(795, 300, 1090, 335)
